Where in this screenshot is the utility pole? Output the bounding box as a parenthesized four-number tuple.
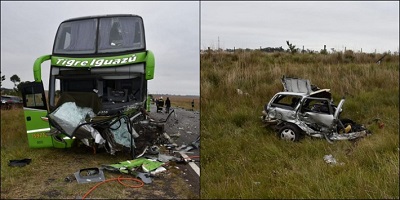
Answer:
(218, 36, 220, 51)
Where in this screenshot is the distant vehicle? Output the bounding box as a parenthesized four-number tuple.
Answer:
(1, 95, 22, 109)
(261, 76, 369, 143)
(1, 95, 22, 104)
(1, 95, 22, 103)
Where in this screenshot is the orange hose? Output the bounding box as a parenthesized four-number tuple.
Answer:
(82, 175, 144, 199)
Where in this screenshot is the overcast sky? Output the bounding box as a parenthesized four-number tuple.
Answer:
(1, 1, 399, 95)
(1, 1, 200, 96)
(201, 1, 399, 53)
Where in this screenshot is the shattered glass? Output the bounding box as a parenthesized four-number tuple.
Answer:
(49, 102, 95, 136)
(110, 117, 133, 148)
(49, 102, 105, 145)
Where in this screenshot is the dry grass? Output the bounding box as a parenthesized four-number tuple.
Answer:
(200, 51, 399, 198)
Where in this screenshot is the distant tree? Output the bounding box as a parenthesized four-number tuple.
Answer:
(1, 75, 5, 87)
(320, 45, 328, 55)
(320, 49, 328, 55)
(10, 74, 21, 90)
(286, 40, 297, 54)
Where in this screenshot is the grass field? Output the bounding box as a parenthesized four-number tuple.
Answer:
(0, 96, 199, 199)
(200, 50, 399, 198)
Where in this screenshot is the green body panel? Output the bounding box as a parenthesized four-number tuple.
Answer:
(145, 50, 155, 80)
(52, 135, 74, 148)
(33, 55, 51, 82)
(24, 108, 74, 148)
(24, 108, 53, 148)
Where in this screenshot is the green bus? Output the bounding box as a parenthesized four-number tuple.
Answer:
(20, 14, 158, 158)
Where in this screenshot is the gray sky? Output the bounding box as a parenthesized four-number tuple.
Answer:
(1, 1, 200, 96)
(201, 1, 399, 53)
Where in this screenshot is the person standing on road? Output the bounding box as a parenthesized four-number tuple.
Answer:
(165, 97, 171, 114)
(158, 97, 164, 113)
(191, 99, 195, 111)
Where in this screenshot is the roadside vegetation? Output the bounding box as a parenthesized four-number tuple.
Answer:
(200, 50, 399, 198)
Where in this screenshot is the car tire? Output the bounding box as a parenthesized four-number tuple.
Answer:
(278, 123, 302, 142)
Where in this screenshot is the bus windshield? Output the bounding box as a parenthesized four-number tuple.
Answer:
(53, 16, 145, 55)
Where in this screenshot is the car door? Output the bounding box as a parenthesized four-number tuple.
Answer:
(20, 81, 53, 148)
(298, 97, 335, 128)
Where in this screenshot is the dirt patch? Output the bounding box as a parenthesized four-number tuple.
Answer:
(41, 189, 61, 198)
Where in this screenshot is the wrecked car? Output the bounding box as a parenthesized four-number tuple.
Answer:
(20, 14, 168, 158)
(261, 76, 369, 143)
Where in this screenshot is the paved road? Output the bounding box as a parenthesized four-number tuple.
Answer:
(148, 103, 200, 196)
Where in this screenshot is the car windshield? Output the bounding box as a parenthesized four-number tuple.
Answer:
(53, 16, 145, 55)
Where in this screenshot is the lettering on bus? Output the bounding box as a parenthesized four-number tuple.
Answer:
(54, 54, 137, 67)
(31, 132, 48, 139)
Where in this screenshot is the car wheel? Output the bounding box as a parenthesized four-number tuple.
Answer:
(278, 124, 302, 142)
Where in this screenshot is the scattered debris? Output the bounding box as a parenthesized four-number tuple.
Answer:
(65, 174, 76, 182)
(8, 158, 31, 167)
(136, 172, 152, 184)
(237, 88, 249, 96)
(150, 167, 167, 175)
(323, 154, 344, 166)
(74, 168, 106, 184)
(376, 53, 387, 65)
(169, 132, 181, 138)
(158, 154, 178, 162)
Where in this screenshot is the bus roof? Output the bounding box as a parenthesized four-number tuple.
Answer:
(62, 14, 141, 23)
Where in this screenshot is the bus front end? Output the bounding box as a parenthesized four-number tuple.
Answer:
(21, 15, 156, 158)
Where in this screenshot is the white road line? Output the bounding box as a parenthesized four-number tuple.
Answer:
(163, 132, 200, 177)
(179, 151, 200, 176)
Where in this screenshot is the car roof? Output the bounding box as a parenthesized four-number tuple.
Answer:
(1, 95, 21, 99)
(275, 91, 308, 96)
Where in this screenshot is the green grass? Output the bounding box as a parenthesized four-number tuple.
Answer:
(200, 51, 399, 198)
